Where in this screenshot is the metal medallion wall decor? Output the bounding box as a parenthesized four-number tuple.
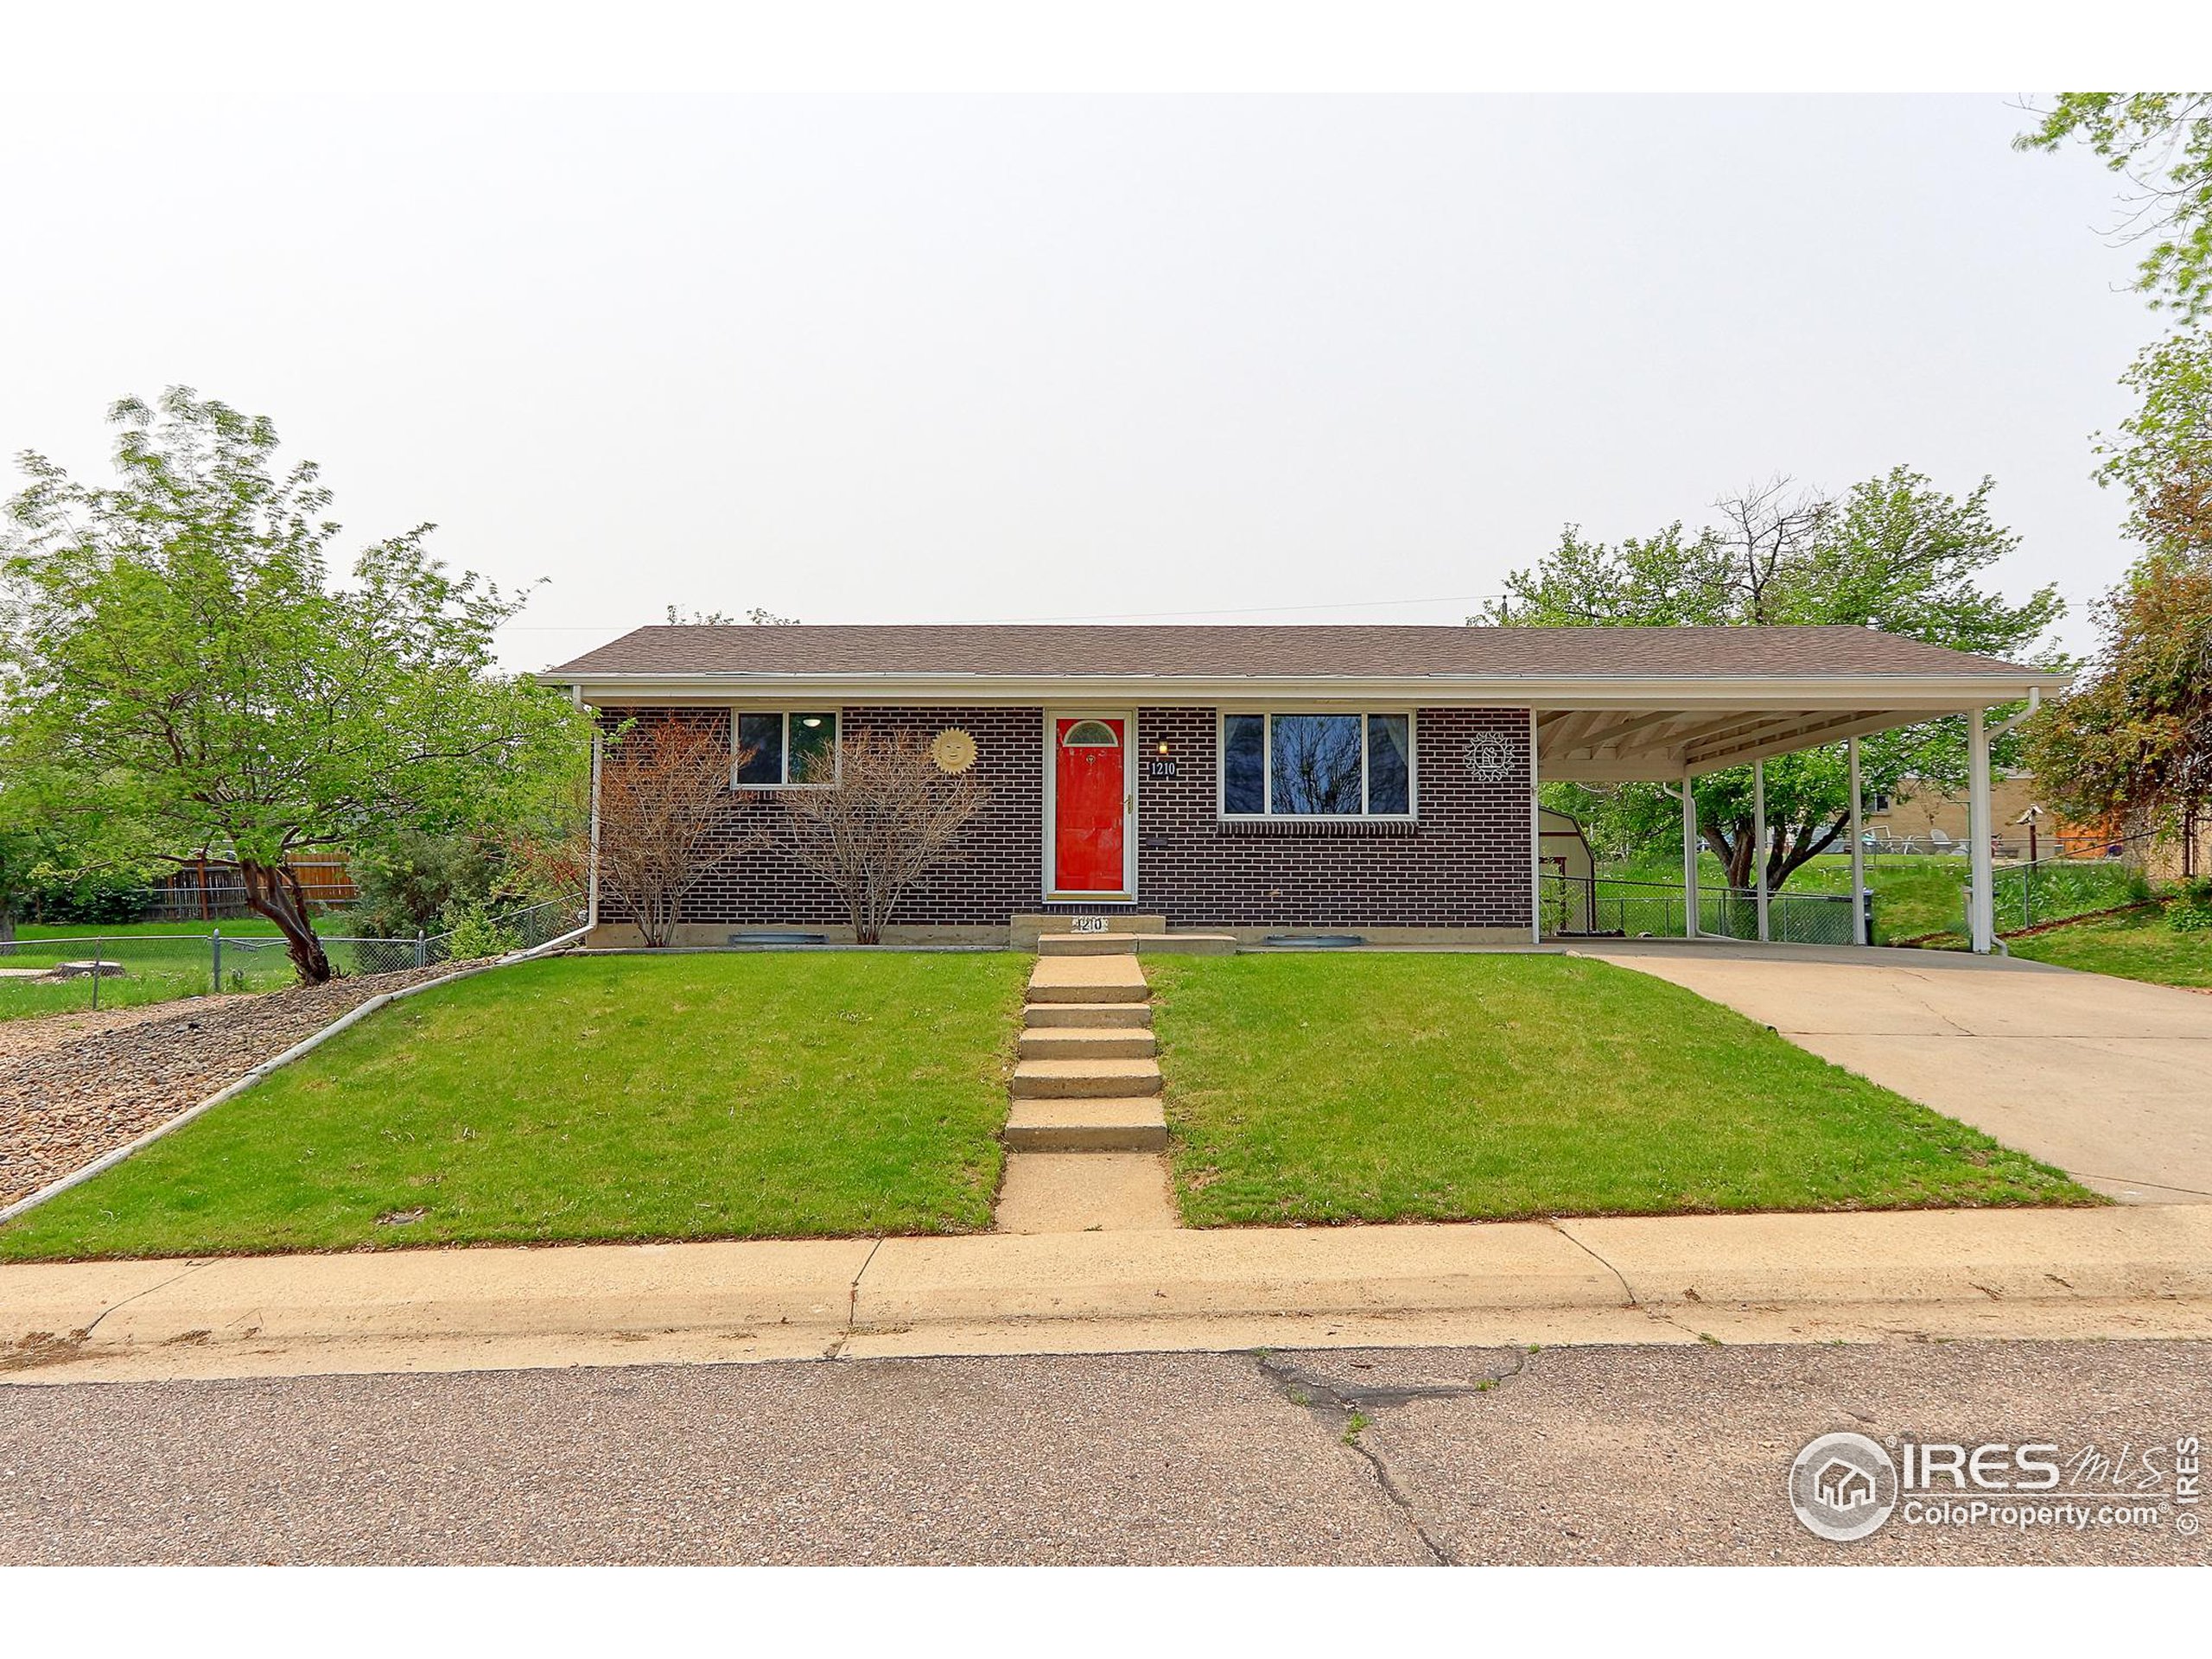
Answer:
(1465, 736, 1514, 783)
(930, 727, 979, 775)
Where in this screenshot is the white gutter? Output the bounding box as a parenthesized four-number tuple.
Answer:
(553, 671, 2070, 710)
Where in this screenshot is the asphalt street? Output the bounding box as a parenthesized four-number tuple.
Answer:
(3, 1340, 2208, 1564)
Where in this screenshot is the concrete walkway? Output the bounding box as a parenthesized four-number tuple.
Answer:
(996, 940, 1181, 1232)
(6, 1205, 2210, 1384)
(1580, 940, 2212, 1205)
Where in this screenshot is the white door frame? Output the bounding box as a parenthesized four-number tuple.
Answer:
(1040, 709, 1138, 904)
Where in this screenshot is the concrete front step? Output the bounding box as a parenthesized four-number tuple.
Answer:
(1027, 955, 1148, 1004)
(1002, 1097, 1170, 1153)
(1023, 1001, 1154, 1030)
(1037, 932, 1140, 957)
(1017, 1027, 1157, 1060)
(1010, 913, 1167, 950)
(1010, 1057, 1162, 1098)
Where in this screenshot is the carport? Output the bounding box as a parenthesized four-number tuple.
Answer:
(1534, 650, 2069, 953)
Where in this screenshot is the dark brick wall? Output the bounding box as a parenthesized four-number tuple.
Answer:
(1135, 706, 1534, 929)
(601, 704, 1533, 930)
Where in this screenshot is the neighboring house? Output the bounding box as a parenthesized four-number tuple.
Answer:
(1866, 775, 2122, 861)
(545, 624, 2063, 949)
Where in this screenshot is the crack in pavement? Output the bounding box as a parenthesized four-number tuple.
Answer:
(1547, 1220, 1641, 1306)
(823, 1236, 887, 1360)
(1254, 1347, 1532, 1566)
(2, 1258, 215, 1374)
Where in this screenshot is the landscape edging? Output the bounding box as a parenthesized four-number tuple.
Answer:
(0, 925, 589, 1227)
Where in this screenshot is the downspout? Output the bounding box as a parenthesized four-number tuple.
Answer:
(587, 725, 603, 933)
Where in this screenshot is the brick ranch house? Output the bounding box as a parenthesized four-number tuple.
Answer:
(544, 624, 2066, 952)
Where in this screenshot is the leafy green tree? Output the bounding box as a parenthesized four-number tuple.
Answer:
(2027, 543, 2212, 851)
(1487, 469, 2063, 889)
(0, 753, 154, 941)
(2018, 94, 2212, 321)
(2097, 327, 2212, 555)
(1, 389, 588, 982)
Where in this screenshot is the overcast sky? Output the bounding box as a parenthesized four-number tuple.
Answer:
(0, 86, 2161, 668)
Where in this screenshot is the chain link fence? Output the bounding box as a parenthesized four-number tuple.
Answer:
(0, 897, 586, 1019)
(1973, 861, 2146, 936)
(1539, 873, 1863, 946)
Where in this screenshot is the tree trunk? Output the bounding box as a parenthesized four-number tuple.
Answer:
(1770, 814, 1851, 888)
(0, 903, 15, 955)
(1701, 819, 1756, 889)
(238, 857, 334, 983)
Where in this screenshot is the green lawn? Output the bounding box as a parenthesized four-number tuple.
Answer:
(1603, 852, 2140, 944)
(1602, 850, 1967, 941)
(1, 952, 1029, 1260)
(1148, 954, 2095, 1226)
(2005, 906, 2212, 988)
(0, 931, 302, 1022)
(0, 916, 378, 1023)
(10, 918, 298, 938)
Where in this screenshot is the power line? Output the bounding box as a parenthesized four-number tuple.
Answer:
(498, 592, 1509, 631)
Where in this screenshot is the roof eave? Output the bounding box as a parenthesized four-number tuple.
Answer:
(548, 669, 2071, 709)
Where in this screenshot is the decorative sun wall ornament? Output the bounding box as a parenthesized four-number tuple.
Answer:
(1465, 736, 1514, 782)
(930, 728, 979, 774)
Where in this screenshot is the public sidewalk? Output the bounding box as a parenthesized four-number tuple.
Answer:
(6, 1205, 2211, 1383)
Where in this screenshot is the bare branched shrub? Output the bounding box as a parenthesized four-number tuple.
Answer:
(594, 715, 747, 946)
(774, 730, 988, 944)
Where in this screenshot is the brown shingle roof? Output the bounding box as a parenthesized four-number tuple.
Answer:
(543, 624, 2042, 682)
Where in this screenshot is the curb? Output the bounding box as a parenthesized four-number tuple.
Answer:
(8, 1208, 2210, 1372)
(0, 925, 589, 1228)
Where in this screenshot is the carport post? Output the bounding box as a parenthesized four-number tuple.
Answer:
(1967, 707, 1996, 954)
(1681, 778, 1700, 938)
(1847, 737, 1868, 945)
(1753, 759, 1770, 943)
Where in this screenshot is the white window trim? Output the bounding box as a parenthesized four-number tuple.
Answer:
(733, 709, 843, 790)
(1216, 709, 1419, 821)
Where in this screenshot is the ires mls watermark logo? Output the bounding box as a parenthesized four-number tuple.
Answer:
(1789, 1431, 2203, 1542)
(1789, 1433, 1898, 1541)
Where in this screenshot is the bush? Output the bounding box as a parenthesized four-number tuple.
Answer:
(26, 866, 153, 925)
(350, 831, 509, 938)
(439, 901, 524, 960)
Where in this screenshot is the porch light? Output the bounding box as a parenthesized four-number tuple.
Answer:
(1157, 741, 1171, 756)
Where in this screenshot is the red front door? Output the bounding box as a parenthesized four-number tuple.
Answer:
(1053, 716, 1127, 893)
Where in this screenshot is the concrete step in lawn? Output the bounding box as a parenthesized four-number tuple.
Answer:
(1017, 1026, 1157, 1061)
(1002, 1097, 1171, 1153)
(1027, 955, 1149, 1005)
(1022, 1001, 1154, 1030)
(994, 1152, 1181, 1231)
(1009, 1057, 1163, 1099)
(1038, 931, 1239, 958)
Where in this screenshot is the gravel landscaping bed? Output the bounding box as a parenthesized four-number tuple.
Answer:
(0, 965, 472, 1211)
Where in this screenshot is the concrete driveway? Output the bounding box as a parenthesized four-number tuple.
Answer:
(1579, 941, 2212, 1205)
